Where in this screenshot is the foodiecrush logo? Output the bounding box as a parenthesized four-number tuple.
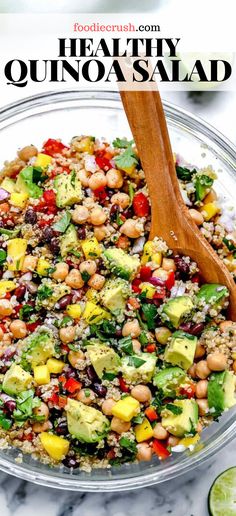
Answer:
(4, 37, 233, 88)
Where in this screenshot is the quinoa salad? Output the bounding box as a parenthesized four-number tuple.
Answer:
(0, 136, 234, 472)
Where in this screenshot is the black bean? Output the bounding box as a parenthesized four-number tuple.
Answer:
(174, 255, 190, 275)
(55, 421, 68, 436)
(24, 209, 37, 225)
(179, 322, 192, 333)
(77, 227, 86, 240)
(110, 204, 119, 221)
(57, 294, 72, 310)
(86, 365, 98, 383)
(62, 456, 79, 469)
(122, 208, 133, 218)
(48, 237, 60, 254)
(189, 323, 205, 336)
(42, 226, 55, 243)
(93, 383, 107, 397)
(5, 399, 16, 413)
(14, 284, 26, 301)
(2, 349, 15, 361)
(65, 367, 76, 378)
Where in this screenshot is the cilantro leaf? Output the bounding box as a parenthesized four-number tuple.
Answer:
(19, 304, 34, 321)
(141, 304, 158, 330)
(53, 211, 71, 233)
(176, 165, 196, 181)
(0, 411, 12, 430)
(164, 403, 183, 415)
(60, 316, 73, 327)
(194, 174, 213, 202)
(13, 389, 41, 422)
(0, 249, 7, 265)
(119, 437, 137, 454)
(128, 356, 146, 368)
(102, 372, 117, 381)
(113, 138, 134, 149)
(37, 284, 53, 300)
(118, 336, 133, 355)
(81, 271, 91, 282)
(115, 146, 138, 170)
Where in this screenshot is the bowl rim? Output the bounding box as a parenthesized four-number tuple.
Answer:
(0, 89, 235, 491)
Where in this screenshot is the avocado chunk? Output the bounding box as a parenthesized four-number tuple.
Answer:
(66, 399, 110, 443)
(161, 399, 198, 437)
(197, 284, 229, 307)
(104, 248, 140, 280)
(161, 296, 193, 329)
(2, 364, 32, 395)
(60, 224, 79, 257)
(15, 166, 43, 198)
(100, 278, 131, 315)
(54, 171, 82, 208)
(87, 344, 120, 379)
(208, 371, 236, 417)
(153, 367, 187, 397)
(164, 331, 197, 370)
(22, 329, 55, 367)
(1, 178, 16, 193)
(121, 353, 157, 384)
(36, 280, 71, 309)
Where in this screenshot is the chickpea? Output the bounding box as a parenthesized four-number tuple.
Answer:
(106, 168, 123, 189)
(188, 364, 197, 379)
(155, 327, 172, 345)
(59, 326, 76, 344)
(0, 299, 13, 317)
(22, 255, 38, 272)
(195, 380, 208, 399)
(33, 401, 49, 420)
(88, 171, 107, 191)
(102, 398, 116, 416)
(167, 436, 180, 447)
(111, 416, 131, 434)
(194, 342, 206, 359)
(2, 334, 12, 345)
(111, 192, 130, 209)
(90, 207, 107, 226)
(137, 442, 152, 462)
(189, 209, 204, 226)
(207, 352, 227, 371)
(122, 319, 141, 338)
(33, 420, 51, 433)
(52, 262, 69, 281)
(76, 388, 96, 405)
(219, 320, 233, 333)
(68, 350, 85, 368)
(162, 258, 176, 272)
(65, 269, 84, 289)
(18, 145, 38, 162)
(195, 360, 211, 380)
(88, 273, 105, 290)
(94, 225, 107, 242)
(72, 206, 89, 225)
(196, 398, 209, 416)
(152, 268, 168, 280)
(10, 320, 27, 339)
(233, 360, 236, 373)
(78, 169, 91, 187)
(153, 423, 168, 440)
(79, 260, 97, 276)
(132, 339, 141, 354)
(131, 385, 152, 403)
(121, 219, 143, 239)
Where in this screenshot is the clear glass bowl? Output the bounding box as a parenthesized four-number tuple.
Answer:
(0, 90, 235, 491)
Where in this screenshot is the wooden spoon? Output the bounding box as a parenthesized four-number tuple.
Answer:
(120, 90, 236, 320)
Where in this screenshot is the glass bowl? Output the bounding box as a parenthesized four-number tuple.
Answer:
(0, 90, 235, 491)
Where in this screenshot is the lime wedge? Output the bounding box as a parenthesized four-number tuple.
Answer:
(208, 467, 236, 516)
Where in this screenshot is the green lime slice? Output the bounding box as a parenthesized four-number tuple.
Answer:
(208, 467, 236, 516)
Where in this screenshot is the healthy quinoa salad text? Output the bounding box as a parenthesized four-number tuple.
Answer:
(0, 136, 234, 472)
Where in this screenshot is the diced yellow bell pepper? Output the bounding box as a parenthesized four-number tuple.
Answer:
(40, 432, 70, 461)
(141, 241, 162, 266)
(34, 365, 50, 385)
(0, 280, 16, 298)
(37, 257, 51, 276)
(9, 192, 28, 209)
(86, 288, 100, 302)
(34, 153, 52, 168)
(140, 282, 156, 299)
(134, 418, 154, 442)
(66, 304, 82, 319)
(179, 434, 200, 448)
(47, 358, 65, 374)
(75, 136, 94, 154)
(7, 238, 27, 271)
(81, 237, 101, 259)
(112, 396, 140, 422)
(82, 301, 111, 324)
(200, 202, 220, 221)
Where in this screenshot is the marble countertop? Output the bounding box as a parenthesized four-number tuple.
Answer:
(0, 90, 236, 515)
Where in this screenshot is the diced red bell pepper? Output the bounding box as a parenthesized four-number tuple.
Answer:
(64, 378, 82, 394)
(140, 266, 152, 282)
(192, 274, 200, 284)
(179, 383, 195, 399)
(107, 448, 116, 460)
(131, 278, 142, 293)
(23, 432, 33, 442)
(26, 321, 41, 332)
(132, 192, 150, 217)
(42, 138, 69, 157)
(34, 199, 46, 212)
(127, 297, 140, 310)
(58, 395, 68, 408)
(152, 439, 171, 460)
(93, 186, 108, 202)
(145, 344, 156, 353)
(153, 287, 166, 299)
(0, 323, 6, 333)
(165, 271, 175, 290)
(38, 219, 53, 228)
(95, 155, 112, 171)
(48, 392, 59, 405)
(119, 376, 130, 393)
(4, 292, 11, 300)
(43, 189, 56, 205)
(145, 406, 158, 422)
